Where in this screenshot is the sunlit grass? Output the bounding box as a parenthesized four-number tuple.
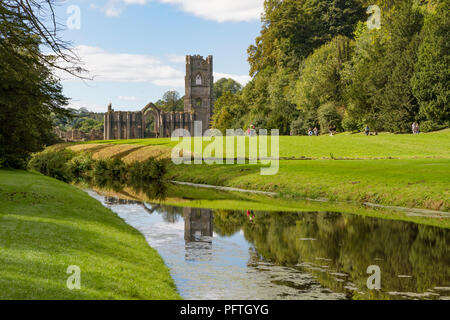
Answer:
(167, 159, 450, 212)
(0, 169, 180, 300)
(66, 129, 450, 212)
(79, 129, 450, 160)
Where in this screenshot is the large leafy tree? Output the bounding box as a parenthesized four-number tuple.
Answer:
(243, 0, 366, 135)
(211, 92, 248, 132)
(0, 1, 77, 168)
(213, 78, 243, 100)
(247, 0, 366, 76)
(294, 36, 351, 113)
(412, 0, 449, 125)
(344, 1, 424, 132)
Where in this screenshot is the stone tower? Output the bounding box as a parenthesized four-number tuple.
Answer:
(184, 55, 214, 135)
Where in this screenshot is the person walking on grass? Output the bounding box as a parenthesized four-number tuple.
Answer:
(412, 122, 420, 134)
(365, 125, 370, 136)
(313, 127, 319, 136)
(329, 124, 337, 136)
(308, 128, 313, 136)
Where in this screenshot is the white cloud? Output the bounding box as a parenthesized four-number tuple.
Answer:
(124, 0, 147, 4)
(92, 0, 263, 22)
(118, 95, 137, 101)
(167, 54, 186, 64)
(58, 46, 251, 87)
(152, 78, 185, 88)
(58, 45, 184, 86)
(157, 0, 263, 22)
(90, 1, 124, 18)
(214, 72, 251, 86)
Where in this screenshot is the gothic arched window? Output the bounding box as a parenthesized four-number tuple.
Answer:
(195, 74, 202, 85)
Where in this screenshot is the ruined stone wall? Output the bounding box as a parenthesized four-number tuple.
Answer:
(103, 54, 214, 139)
(104, 106, 196, 139)
(54, 127, 103, 142)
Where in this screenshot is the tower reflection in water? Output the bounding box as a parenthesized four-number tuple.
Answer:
(184, 208, 213, 261)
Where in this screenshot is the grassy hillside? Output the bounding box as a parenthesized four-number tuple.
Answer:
(0, 169, 180, 300)
(167, 159, 450, 212)
(75, 129, 450, 160)
(65, 130, 450, 212)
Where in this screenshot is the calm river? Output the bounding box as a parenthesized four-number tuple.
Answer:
(87, 190, 449, 300)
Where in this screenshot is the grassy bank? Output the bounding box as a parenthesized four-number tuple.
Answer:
(76, 129, 450, 160)
(0, 169, 180, 300)
(65, 130, 450, 212)
(93, 184, 450, 229)
(167, 159, 450, 212)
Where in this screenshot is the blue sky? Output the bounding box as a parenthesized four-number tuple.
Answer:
(51, 0, 263, 112)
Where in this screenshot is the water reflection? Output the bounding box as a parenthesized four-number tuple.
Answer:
(105, 196, 162, 215)
(184, 208, 213, 261)
(94, 178, 168, 202)
(88, 190, 450, 300)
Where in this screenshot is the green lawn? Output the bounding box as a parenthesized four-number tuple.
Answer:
(84, 129, 450, 159)
(167, 159, 450, 212)
(0, 169, 180, 300)
(72, 129, 450, 212)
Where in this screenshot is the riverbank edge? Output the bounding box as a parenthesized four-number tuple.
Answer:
(166, 161, 449, 210)
(89, 183, 450, 229)
(170, 180, 450, 216)
(58, 141, 449, 225)
(0, 169, 181, 300)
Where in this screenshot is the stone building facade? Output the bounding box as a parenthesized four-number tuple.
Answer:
(55, 127, 103, 142)
(104, 54, 214, 139)
(184, 55, 214, 131)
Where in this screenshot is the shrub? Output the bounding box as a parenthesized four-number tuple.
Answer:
(68, 152, 94, 182)
(108, 158, 127, 182)
(290, 110, 318, 136)
(129, 158, 168, 185)
(419, 121, 447, 133)
(317, 102, 342, 134)
(93, 159, 109, 186)
(342, 115, 362, 133)
(128, 161, 144, 185)
(28, 149, 75, 182)
(93, 158, 126, 185)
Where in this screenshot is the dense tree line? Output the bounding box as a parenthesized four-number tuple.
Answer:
(53, 108, 104, 133)
(212, 0, 449, 135)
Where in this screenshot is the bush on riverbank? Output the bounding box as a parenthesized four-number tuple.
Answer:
(68, 152, 95, 182)
(27, 149, 75, 182)
(28, 149, 168, 186)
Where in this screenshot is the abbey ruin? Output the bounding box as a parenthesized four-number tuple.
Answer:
(104, 55, 214, 139)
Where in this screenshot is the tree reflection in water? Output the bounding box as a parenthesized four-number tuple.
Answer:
(214, 210, 449, 299)
(96, 189, 449, 300)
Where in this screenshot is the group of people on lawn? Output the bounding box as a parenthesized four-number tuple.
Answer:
(307, 124, 338, 136)
(247, 122, 421, 136)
